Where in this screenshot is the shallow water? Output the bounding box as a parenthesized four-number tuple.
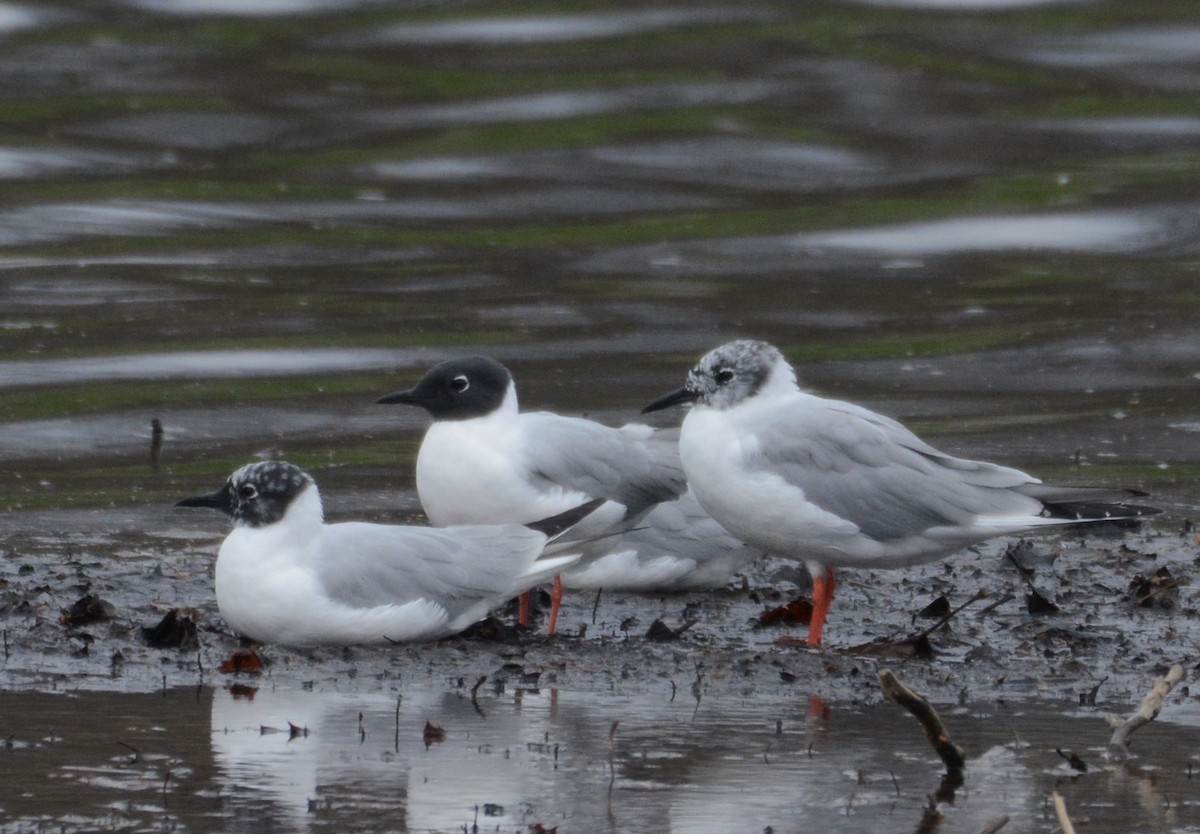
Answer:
(1, 0, 1199, 831)
(4, 685, 1200, 833)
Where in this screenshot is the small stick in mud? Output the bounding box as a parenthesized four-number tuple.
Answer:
(150, 418, 164, 472)
(1051, 792, 1077, 834)
(977, 815, 1010, 834)
(607, 720, 619, 792)
(394, 696, 401, 753)
(470, 675, 488, 717)
(915, 588, 988, 641)
(975, 591, 1016, 618)
(878, 669, 965, 770)
(1106, 664, 1185, 756)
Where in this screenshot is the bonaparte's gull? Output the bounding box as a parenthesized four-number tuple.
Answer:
(377, 356, 754, 631)
(175, 460, 593, 647)
(643, 339, 1159, 646)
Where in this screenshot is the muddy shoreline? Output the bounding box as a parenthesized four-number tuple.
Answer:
(2, 499, 1193, 708)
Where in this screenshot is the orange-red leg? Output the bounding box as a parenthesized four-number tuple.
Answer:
(807, 570, 837, 647)
(518, 591, 531, 627)
(547, 575, 564, 636)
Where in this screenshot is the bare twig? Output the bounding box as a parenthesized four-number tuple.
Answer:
(150, 418, 164, 472)
(916, 588, 988, 640)
(1132, 576, 1186, 607)
(607, 720, 619, 793)
(1106, 664, 1185, 757)
(879, 670, 965, 770)
(1051, 792, 1077, 834)
(977, 815, 1009, 834)
(976, 592, 1016, 618)
(470, 675, 487, 717)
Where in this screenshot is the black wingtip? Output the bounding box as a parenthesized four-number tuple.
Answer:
(526, 497, 605, 538)
(1042, 500, 1163, 527)
(1046, 499, 1156, 518)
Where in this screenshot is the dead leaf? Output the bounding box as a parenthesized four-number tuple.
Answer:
(423, 720, 446, 748)
(1056, 747, 1088, 773)
(756, 596, 813, 628)
(848, 634, 935, 660)
(917, 595, 951, 619)
(1025, 589, 1060, 615)
(141, 609, 199, 650)
(218, 649, 265, 675)
(229, 684, 258, 700)
(60, 594, 115, 627)
(645, 618, 696, 641)
(1128, 566, 1186, 609)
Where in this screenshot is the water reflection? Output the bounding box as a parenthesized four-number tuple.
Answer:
(364, 9, 765, 46)
(0, 3, 38, 34)
(3, 685, 1197, 833)
(792, 210, 1163, 256)
(206, 684, 1048, 834)
(0, 681, 1197, 834)
(1023, 27, 1200, 67)
(124, 0, 388, 17)
(369, 138, 899, 193)
(202, 686, 1200, 834)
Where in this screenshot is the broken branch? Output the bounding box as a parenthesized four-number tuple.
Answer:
(1106, 664, 1185, 756)
(1051, 792, 1077, 834)
(878, 669, 965, 770)
(916, 588, 988, 641)
(977, 815, 1009, 834)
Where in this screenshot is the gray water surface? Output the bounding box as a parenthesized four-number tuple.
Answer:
(1, 1, 1198, 831)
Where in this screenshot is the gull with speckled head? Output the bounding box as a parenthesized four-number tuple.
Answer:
(643, 339, 1159, 646)
(175, 461, 592, 647)
(377, 356, 760, 633)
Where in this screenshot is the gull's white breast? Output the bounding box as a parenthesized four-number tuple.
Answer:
(417, 414, 591, 526)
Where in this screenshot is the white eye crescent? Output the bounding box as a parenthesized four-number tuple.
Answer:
(714, 368, 734, 384)
(451, 375, 470, 392)
(238, 484, 258, 500)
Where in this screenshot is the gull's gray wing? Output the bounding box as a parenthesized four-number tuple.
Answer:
(613, 489, 756, 563)
(747, 396, 1042, 542)
(313, 522, 549, 615)
(520, 413, 686, 518)
(566, 489, 763, 590)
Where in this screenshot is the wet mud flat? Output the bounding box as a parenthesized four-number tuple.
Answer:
(1, 501, 1195, 703)
(2, 500, 1198, 832)
(0, 0, 1199, 829)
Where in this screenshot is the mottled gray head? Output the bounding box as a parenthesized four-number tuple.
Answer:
(376, 356, 514, 421)
(176, 461, 316, 528)
(643, 340, 792, 414)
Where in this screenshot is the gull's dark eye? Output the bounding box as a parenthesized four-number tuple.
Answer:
(238, 484, 258, 500)
(450, 374, 470, 393)
(714, 368, 735, 385)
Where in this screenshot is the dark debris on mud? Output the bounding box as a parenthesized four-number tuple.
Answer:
(1, 518, 1198, 711)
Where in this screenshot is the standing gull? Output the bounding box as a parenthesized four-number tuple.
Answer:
(175, 460, 592, 647)
(377, 356, 755, 633)
(643, 339, 1158, 646)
